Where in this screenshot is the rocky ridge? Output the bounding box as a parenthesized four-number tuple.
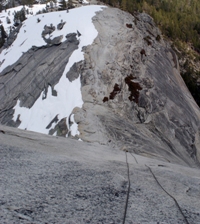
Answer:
(0, 5, 200, 224)
(0, 6, 200, 167)
(73, 8, 200, 167)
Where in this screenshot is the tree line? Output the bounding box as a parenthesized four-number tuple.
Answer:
(100, 0, 200, 106)
(101, 0, 200, 53)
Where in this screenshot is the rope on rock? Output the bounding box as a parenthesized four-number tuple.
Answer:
(129, 152, 138, 164)
(122, 152, 131, 224)
(145, 165, 190, 224)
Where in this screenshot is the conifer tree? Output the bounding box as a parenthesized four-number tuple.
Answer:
(67, 0, 73, 9)
(6, 16, 11, 24)
(0, 25, 7, 48)
(121, 0, 127, 11)
(59, 0, 67, 10)
(13, 8, 26, 25)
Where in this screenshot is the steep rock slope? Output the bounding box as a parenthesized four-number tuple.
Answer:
(74, 8, 200, 167)
(0, 36, 79, 126)
(0, 6, 200, 167)
(0, 5, 105, 136)
(0, 124, 200, 223)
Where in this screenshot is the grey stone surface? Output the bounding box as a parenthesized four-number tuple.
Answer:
(1, 6, 200, 224)
(0, 124, 200, 223)
(43, 35, 64, 45)
(66, 32, 78, 42)
(0, 34, 79, 131)
(72, 7, 200, 167)
(66, 62, 81, 82)
(57, 21, 66, 30)
(0, 7, 200, 168)
(48, 117, 68, 136)
(42, 24, 56, 37)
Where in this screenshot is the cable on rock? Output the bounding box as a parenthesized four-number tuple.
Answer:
(129, 152, 138, 164)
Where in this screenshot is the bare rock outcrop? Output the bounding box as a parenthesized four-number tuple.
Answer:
(57, 20, 66, 30)
(0, 7, 200, 223)
(0, 124, 200, 224)
(0, 33, 79, 131)
(70, 8, 200, 167)
(41, 24, 56, 37)
(0, 7, 200, 167)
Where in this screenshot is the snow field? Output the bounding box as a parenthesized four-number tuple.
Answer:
(1, 5, 106, 136)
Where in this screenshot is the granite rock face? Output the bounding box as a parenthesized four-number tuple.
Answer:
(0, 7, 200, 167)
(0, 34, 79, 130)
(0, 124, 200, 224)
(0, 7, 200, 223)
(72, 8, 200, 167)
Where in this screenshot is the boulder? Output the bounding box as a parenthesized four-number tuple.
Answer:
(43, 35, 64, 45)
(41, 24, 56, 37)
(57, 21, 66, 30)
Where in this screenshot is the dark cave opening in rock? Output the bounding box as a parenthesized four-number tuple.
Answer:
(125, 75, 142, 104)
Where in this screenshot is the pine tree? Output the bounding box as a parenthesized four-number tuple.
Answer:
(6, 16, 11, 24)
(21, 0, 34, 6)
(67, 0, 73, 9)
(0, 25, 7, 48)
(121, 0, 127, 11)
(13, 8, 26, 26)
(59, 0, 67, 10)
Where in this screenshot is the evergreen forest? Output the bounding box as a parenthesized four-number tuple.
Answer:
(0, 0, 200, 105)
(101, 0, 200, 106)
(101, 0, 200, 53)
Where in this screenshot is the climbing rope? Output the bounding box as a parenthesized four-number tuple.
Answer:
(145, 165, 190, 224)
(122, 152, 189, 224)
(129, 152, 138, 164)
(122, 152, 131, 224)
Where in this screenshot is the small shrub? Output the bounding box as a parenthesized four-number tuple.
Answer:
(156, 35, 161, 41)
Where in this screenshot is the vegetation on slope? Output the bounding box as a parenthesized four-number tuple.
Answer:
(1, 0, 200, 106)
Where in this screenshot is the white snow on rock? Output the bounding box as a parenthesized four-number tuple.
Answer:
(1, 5, 105, 72)
(1, 5, 106, 136)
(0, 4, 46, 33)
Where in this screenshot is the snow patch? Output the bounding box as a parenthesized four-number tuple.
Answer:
(0, 5, 105, 72)
(11, 5, 106, 137)
(70, 114, 79, 136)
